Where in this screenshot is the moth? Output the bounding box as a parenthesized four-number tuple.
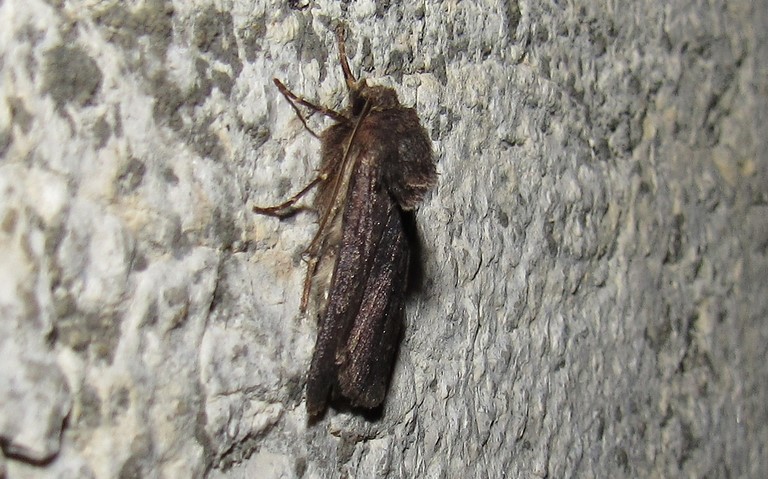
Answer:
(254, 26, 437, 418)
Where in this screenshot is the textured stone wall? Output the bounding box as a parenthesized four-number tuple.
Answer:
(1, 0, 766, 477)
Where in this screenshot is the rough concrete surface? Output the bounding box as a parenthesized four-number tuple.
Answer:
(1, 0, 766, 477)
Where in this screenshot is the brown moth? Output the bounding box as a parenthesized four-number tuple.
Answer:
(254, 26, 437, 418)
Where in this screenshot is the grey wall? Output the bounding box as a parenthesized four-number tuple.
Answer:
(1, 0, 766, 477)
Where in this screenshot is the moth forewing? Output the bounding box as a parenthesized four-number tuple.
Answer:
(306, 146, 410, 415)
(335, 187, 410, 408)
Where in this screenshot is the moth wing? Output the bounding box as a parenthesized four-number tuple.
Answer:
(335, 199, 408, 408)
(305, 147, 409, 416)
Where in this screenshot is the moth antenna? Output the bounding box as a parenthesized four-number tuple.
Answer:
(335, 23, 357, 90)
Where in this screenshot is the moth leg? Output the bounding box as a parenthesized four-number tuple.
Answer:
(297, 190, 344, 312)
(299, 254, 319, 313)
(273, 79, 348, 134)
(257, 75, 351, 217)
(253, 174, 327, 217)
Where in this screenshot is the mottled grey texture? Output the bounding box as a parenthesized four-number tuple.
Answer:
(1, 0, 766, 478)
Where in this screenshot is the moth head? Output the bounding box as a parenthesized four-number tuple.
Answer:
(350, 81, 401, 114)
